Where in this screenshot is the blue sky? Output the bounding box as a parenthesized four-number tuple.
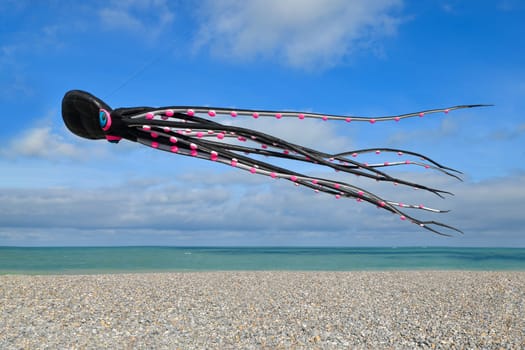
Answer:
(1, 0, 524, 247)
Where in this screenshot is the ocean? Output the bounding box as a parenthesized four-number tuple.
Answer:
(1, 247, 524, 274)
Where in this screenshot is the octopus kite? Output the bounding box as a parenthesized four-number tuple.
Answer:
(61, 90, 487, 235)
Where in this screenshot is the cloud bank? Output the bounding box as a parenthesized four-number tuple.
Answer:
(1, 169, 523, 246)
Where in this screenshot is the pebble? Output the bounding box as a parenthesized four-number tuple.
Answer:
(0, 271, 524, 349)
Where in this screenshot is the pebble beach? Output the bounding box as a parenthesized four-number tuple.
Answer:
(1, 271, 524, 349)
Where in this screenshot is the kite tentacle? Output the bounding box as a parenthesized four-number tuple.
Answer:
(135, 114, 457, 198)
(135, 129, 451, 213)
(334, 148, 462, 175)
(131, 104, 490, 123)
(131, 120, 460, 235)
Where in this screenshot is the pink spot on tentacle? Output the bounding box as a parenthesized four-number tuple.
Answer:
(352, 153, 358, 157)
(146, 112, 154, 120)
(424, 165, 430, 169)
(151, 132, 158, 138)
(444, 109, 450, 114)
(165, 109, 174, 117)
(186, 109, 195, 116)
(252, 112, 259, 119)
(190, 143, 198, 150)
(231, 159, 238, 167)
(151, 142, 159, 148)
(379, 201, 386, 207)
(217, 133, 225, 139)
(261, 144, 268, 149)
(334, 184, 340, 189)
(270, 172, 277, 178)
(230, 111, 238, 117)
(196, 132, 204, 138)
(335, 194, 341, 199)
(405, 160, 411, 164)
(345, 118, 352, 123)
(210, 151, 218, 161)
(398, 152, 403, 156)
(314, 189, 319, 193)
(163, 127, 171, 132)
(191, 150, 198, 157)
(290, 176, 297, 182)
(356, 198, 362, 202)
(400, 215, 406, 220)
(369, 119, 376, 124)
(105, 135, 121, 142)
(298, 114, 305, 120)
(170, 146, 178, 153)
(208, 110, 216, 117)
(322, 116, 328, 121)
(418, 204, 424, 209)
(250, 167, 257, 174)
(283, 150, 290, 155)
(419, 112, 424, 117)
(358, 191, 364, 196)
(275, 113, 282, 119)
(142, 125, 151, 131)
(312, 179, 318, 185)
(169, 136, 178, 143)
(375, 150, 381, 154)
(394, 117, 400, 122)
(384, 162, 389, 166)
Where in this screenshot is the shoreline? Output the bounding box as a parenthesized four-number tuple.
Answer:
(1, 271, 524, 348)
(2, 267, 525, 276)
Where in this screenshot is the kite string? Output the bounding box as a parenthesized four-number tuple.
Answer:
(103, 40, 177, 99)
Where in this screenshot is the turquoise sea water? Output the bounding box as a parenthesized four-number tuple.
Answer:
(1, 247, 524, 274)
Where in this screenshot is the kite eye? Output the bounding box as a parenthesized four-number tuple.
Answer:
(99, 109, 112, 131)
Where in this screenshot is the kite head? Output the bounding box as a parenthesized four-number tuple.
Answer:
(62, 90, 119, 141)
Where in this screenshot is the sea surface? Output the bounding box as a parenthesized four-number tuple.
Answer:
(1, 247, 524, 274)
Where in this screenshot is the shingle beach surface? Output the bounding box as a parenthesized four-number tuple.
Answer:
(1, 271, 524, 349)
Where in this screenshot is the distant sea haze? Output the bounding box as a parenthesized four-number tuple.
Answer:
(1, 247, 524, 274)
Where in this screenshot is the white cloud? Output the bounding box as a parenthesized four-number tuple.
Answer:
(386, 118, 460, 146)
(98, 0, 174, 38)
(498, 0, 525, 11)
(1, 126, 80, 159)
(195, 0, 403, 69)
(489, 122, 525, 141)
